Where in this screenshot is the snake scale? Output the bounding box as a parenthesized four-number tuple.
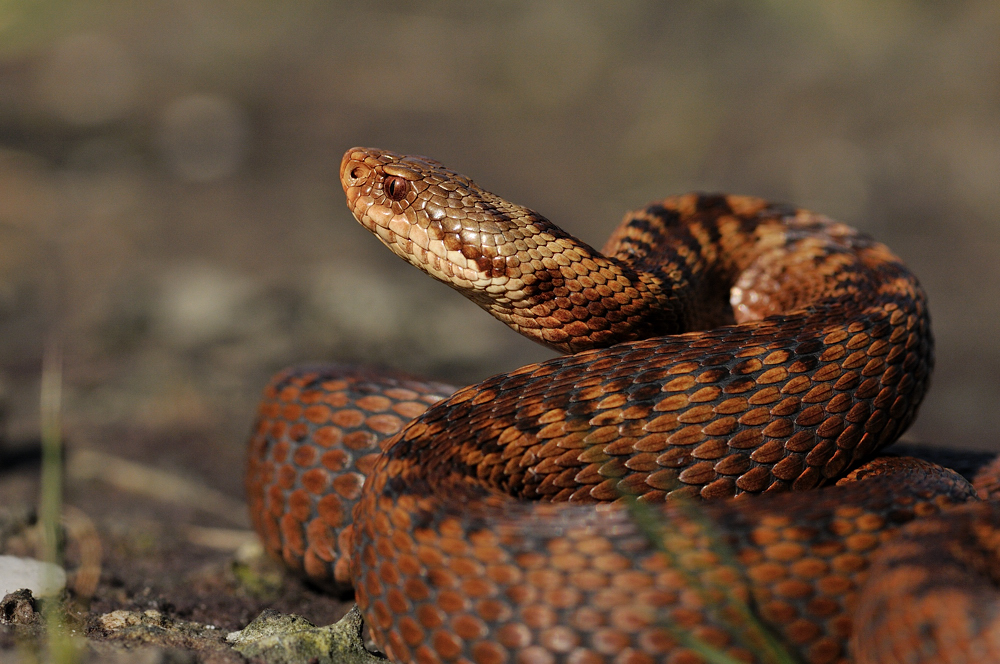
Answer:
(245, 148, 1000, 664)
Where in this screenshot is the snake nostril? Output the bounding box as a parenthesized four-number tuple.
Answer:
(349, 165, 367, 182)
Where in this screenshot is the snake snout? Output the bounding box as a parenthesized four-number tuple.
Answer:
(340, 149, 372, 190)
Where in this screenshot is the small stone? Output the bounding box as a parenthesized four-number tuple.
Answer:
(98, 609, 144, 631)
(0, 555, 66, 597)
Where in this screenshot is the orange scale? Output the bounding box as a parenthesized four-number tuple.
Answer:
(357, 394, 393, 412)
(590, 627, 632, 655)
(266, 485, 285, 516)
(367, 413, 404, 435)
(292, 444, 317, 467)
(304, 404, 332, 424)
(305, 518, 336, 561)
(313, 425, 343, 448)
(316, 493, 345, 528)
(471, 641, 509, 664)
(332, 408, 365, 428)
(321, 449, 350, 472)
(451, 613, 488, 640)
(397, 616, 425, 648)
(805, 637, 842, 664)
(276, 464, 297, 490)
(282, 402, 303, 421)
(337, 526, 353, 560)
(261, 513, 282, 554)
(344, 430, 377, 451)
(521, 604, 558, 630)
(302, 548, 330, 583)
(416, 603, 447, 630)
(322, 391, 350, 408)
(333, 472, 365, 500)
(301, 467, 329, 494)
(287, 489, 312, 521)
(279, 513, 305, 557)
(475, 598, 513, 623)
(431, 630, 463, 660)
(496, 623, 532, 650)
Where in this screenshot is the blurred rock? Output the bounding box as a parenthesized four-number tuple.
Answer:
(0, 555, 65, 598)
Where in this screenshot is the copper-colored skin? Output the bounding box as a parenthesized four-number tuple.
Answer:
(245, 148, 989, 664)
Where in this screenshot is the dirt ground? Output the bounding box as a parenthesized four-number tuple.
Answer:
(1, 2, 999, 662)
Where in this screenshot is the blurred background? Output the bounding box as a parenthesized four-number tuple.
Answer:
(1, 0, 998, 503)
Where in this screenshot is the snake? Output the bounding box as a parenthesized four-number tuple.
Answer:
(245, 147, 998, 664)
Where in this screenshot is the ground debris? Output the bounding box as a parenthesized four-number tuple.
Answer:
(1, 588, 39, 626)
(227, 605, 386, 664)
(89, 608, 240, 663)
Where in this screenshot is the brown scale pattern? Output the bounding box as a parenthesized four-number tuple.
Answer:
(346, 456, 977, 664)
(851, 498, 1000, 664)
(246, 365, 455, 589)
(243, 148, 988, 664)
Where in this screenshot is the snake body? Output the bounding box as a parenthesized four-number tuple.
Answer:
(245, 148, 992, 663)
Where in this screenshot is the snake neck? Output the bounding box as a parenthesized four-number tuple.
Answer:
(459, 213, 701, 353)
(340, 147, 717, 353)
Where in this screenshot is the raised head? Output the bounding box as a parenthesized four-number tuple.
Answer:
(340, 147, 533, 292)
(339, 147, 669, 352)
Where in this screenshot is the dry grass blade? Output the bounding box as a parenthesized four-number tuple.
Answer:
(67, 449, 250, 528)
(61, 506, 102, 602)
(627, 498, 801, 664)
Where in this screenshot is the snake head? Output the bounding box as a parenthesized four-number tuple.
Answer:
(340, 146, 547, 298)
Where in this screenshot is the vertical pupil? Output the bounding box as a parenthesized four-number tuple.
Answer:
(387, 177, 407, 201)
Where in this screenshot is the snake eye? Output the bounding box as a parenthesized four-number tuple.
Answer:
(384, 176, 409, 202)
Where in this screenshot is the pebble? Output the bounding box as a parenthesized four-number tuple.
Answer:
(0, 555, 66, 597)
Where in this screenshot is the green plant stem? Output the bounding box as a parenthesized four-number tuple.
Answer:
(40, 341, 62, 568)
(39, 340, 79, 663)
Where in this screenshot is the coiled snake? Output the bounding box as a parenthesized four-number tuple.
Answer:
(246, 148, 1000, 664)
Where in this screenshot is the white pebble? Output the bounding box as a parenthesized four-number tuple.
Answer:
(0, 555, 66, 597)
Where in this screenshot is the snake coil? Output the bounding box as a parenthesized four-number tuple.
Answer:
(246, 148, 999, 664)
